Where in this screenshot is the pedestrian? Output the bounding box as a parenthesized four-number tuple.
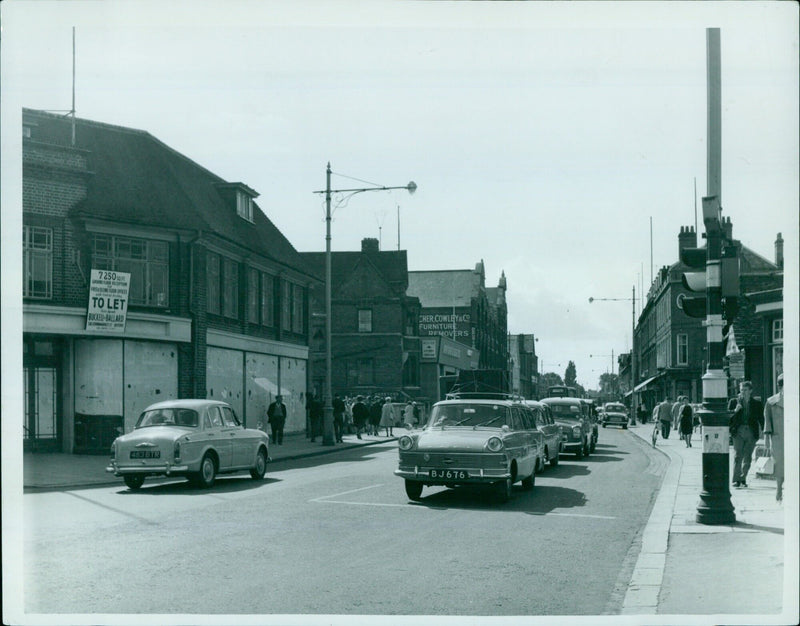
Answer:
(344, 398, 354, 434)
(413, 401, 421, 426)
(763, 373, 784, 502)
(729, 380, 764, 488)
(637, 404, 647, 424)
(308, 393, 324, 442)
(351, 395, 368, 440)
(671, 395, 684, 431)
(267, 394, 287, 445)
(403, 401, 415, 429)
(693, 403, 702, 433)
(379, 397, 396, 437)
(369, 396, 383, 436)
(655, 395, 673, 439)
(333, 394, 345, 443)
(679, 397, 694, 447)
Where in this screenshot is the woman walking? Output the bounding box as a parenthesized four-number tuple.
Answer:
(679, 397, 694, 447)
(764, 373, 784, 502)
(380, 397, 395, 437)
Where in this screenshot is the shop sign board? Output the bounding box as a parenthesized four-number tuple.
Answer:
(86, 269, 131, 332)
(728, 351, 745, 380)
(421, 338, 438, 361)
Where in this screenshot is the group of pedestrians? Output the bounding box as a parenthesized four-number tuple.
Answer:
(647, 374, 785, 503)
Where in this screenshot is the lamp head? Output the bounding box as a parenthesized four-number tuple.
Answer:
(407, 181, 417, 195)
(588, 297, 594, 303)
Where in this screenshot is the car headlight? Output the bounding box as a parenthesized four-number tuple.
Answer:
(398, 436, 414, 451)
(572, 426, 582, 437)
(486, 437, 504, 452)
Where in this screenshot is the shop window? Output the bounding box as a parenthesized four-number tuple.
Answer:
(23, 225, 52, 299)
(92, 234, 168, 306)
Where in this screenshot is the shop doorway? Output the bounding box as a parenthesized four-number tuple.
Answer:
(23, 337, 61, 452)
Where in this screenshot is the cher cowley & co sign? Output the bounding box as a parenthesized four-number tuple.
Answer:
(86, 269, 131, 332)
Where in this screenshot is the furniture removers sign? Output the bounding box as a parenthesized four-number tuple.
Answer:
(86, 269, 131, 332)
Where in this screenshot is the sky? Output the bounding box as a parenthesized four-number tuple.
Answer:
(1, 0, 797, 391)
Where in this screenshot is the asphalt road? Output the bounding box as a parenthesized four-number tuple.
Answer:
(23, 426, 666, 617)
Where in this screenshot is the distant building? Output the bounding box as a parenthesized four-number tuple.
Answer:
(633, 222, 782, 411)
(407, 261, 508, 371)
(22, 109, 318, 453)
(508, 333, 538, 399)
(301, 238, 422, 400)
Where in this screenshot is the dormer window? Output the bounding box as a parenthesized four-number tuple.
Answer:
(237, 192, 254, 222)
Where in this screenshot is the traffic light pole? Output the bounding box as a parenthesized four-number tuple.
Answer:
(695, 197, 735, 524)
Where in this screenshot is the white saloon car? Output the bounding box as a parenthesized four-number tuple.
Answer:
(107, 399, 269, 490)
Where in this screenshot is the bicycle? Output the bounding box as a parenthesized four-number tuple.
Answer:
(651, 422, 659, 447)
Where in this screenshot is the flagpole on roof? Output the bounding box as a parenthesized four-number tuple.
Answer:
(71, 26, 76, 146)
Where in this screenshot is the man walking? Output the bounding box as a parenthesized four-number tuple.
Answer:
(351, 395, 369, 440)
(730, 380, 764, 488)
(333, 394, 345, 443)
(655, 395, 673, 439)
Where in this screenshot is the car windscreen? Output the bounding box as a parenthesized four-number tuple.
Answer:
(605, 404, 626, 413)
(547, 404, 582, 420)
(135, 408, 199, 428)
(427, 404, 510, 429)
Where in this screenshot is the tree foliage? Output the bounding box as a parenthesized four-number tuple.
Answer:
(564, 361, 577, 387)
(598, 372, 623, 399)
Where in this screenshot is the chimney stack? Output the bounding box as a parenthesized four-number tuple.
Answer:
(722, 216, 733, 241)
(678, 225, 697, 257)
(361, 237, 379, 253)
(775, 232, 784, 268)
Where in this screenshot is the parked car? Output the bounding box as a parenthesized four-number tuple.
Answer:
(541, 397, 592, 458)
(524, 400, 562, 468)
(580, 399, 599, 453)
(394, 395, 542, 502)
(107, 399, 269, 490)
(602, 402, 629, 429)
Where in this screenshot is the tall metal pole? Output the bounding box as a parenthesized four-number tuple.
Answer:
(322, 163, 335, 445)
(631, 285, 637, 426)
(71, 27, 76, 146)
(696, 28, 734, 524)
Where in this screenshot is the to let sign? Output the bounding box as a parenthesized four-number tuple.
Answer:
(86, 269, 131, 332)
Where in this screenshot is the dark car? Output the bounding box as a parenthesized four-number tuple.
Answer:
(602, 402, 629, 429)
(541, 397, 592, 459)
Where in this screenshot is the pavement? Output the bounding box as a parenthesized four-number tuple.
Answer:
(21, 421, 797, 621)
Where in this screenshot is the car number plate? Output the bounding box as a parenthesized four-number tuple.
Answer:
(130, 450, 160, 459)
(429, 469, 468, 480)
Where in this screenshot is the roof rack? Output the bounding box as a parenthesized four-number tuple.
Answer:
(444, 391, 526, 402)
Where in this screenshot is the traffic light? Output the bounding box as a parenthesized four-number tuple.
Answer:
(678, 246, 707, 318)
(721, 243, 740, 322)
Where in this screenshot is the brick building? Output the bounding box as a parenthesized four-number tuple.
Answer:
(301, 238, 422, 400)
(508, 333, 538, 399)
(22, 109, 318, 453)
(407, 261, 509, 371)
(632, 222, 782, 412)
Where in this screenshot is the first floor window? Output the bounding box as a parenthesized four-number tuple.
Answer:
(281, 280, 291, 331)
(358, 309, 373, 333)
(222, 257, 239, 318)
(772, 318, 783, 343)
(292, 284, 304, 333)
(247, 268, 259, 322)
(23, 225, 52, 299)
(92, 234, 169, 306)
(261, 272, 275, 326)
(207, 253, 220, 315)
(357, 358, 374, 385)
(676, 334, 688, 365)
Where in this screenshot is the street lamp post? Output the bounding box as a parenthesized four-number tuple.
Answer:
(588, 286, 637, 425)
(314, 163, 417, 445)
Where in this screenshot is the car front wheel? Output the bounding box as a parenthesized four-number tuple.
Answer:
(495, 477, 512, 502)
(123, 474, 145, 490)
(250, 448, 267, 480)
(404, 480, 423, 501)
(196, 453, 217, 488)
(521, 471, 535, 490)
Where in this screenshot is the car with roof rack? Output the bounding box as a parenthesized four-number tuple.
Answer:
(395, 392, 542, 503)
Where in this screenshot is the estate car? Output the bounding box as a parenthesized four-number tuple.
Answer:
(395, 395, 542, 502)
(107, 399, 269, 490)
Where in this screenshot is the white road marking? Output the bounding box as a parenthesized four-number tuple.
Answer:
(309, 483, 384, 502)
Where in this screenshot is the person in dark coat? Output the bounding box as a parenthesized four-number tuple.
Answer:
(308, 393, 323, 442)
(267, 395, 287, 445)
(351, 395, 369, 440)
(369, 396, 383, 436)
(333, 394, 345, 443)
(678, 397, 694, 447)
(729, 380, 764, 488)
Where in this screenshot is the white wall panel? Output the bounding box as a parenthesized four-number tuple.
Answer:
(280, 357, 307, 434)
(207, 346, 244, 421)
(74, 339, 122, 416)
(245, 352, 279, 431)
(123, 341, 178, 433)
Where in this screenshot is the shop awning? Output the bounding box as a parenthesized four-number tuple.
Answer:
(632, 375, 660, 393)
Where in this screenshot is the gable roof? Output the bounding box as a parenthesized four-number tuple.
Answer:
(23, 108, 317, 281)
(407, 270, 478, 308)
(300, 249, 408, 292)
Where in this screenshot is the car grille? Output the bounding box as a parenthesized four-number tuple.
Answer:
(399, 451, 505, 469)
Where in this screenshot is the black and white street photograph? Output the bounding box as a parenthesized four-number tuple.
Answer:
(1, 1, 798, 625)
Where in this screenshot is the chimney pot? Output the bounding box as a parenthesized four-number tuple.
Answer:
(361, 237, 379, 253)
(775, 232, 784, 268)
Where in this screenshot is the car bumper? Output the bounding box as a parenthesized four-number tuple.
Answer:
(603, 418, 627, 426)
(560, 441, 583, 451)
(394, 467, 510, 484)
(106, 462, 191, 476)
